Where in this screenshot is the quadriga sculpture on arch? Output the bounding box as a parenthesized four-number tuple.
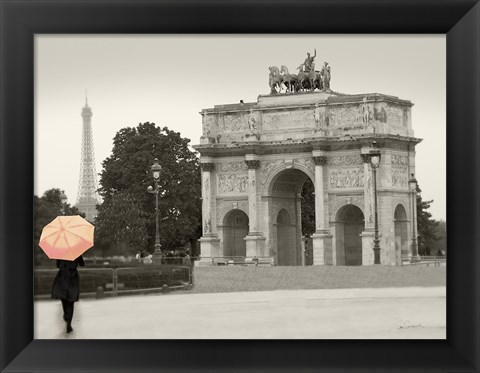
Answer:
(269, 51, 331, 94)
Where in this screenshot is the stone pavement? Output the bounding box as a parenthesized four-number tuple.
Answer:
(35, 286, 446, 339)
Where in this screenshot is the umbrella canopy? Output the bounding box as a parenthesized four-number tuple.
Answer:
(39, 215, 94, 261)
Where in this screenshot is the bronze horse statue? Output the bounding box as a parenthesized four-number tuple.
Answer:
(297, 63, 322, 91)
(269, 59, 330, 93)
(280, 65, 298, 93)
(269, 66, 285, 94)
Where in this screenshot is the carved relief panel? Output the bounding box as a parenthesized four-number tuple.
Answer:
(216, 162, 248, 173)
(294, 158, 315, 175)
(324, 101, 407, 129)
(327, 154, 363, 167)
(262, 110, 313, 131)
(203, 112, 219, 136)
(392, 167, 408, 188)
(217, 174, 248, 194)
(222, 114, 244, 132)
(327, 153, 364, 190)
(391, 154, 408, 166)
(327, 105, 360, 127)
(260, 160, 284, 185)
(391, 153, 409, 188)
(329, 168, 365, 189)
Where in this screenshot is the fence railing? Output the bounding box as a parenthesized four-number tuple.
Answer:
(34, 264, 192, 299)
(401, 256, 446, 266)
(212, 256, 274, 266)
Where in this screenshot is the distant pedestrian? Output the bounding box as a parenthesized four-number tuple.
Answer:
(51, 255, 85, 333)
(143, 253, 153, 264)
(183, 253, 191, 266)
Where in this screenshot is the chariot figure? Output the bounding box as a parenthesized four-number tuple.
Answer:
(302, 49, 317, 72)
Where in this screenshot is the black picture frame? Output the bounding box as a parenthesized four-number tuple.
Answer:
(1, 0, 479, 372)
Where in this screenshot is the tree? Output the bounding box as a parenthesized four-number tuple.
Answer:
(434, 219, 447, 256)
(301, 178, 316, 237)
(34, 188, 85, 267)
(94, 190, 149, 256)
(416, 185, 439, 256)
(96, 122, 202, 256)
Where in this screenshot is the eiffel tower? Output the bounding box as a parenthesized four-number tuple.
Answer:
(76, 95, 99, 222)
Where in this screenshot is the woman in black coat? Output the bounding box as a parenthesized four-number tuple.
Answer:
(51, 255, 85, 333)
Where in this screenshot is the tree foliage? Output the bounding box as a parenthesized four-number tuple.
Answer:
(301, 178, 316, 237)
(416, 185, 440, 256)
(34, 188, 85, 266)
(94, 190, 149, 255)
(96, 122, 201, 255)
(434, 219, 447, 256)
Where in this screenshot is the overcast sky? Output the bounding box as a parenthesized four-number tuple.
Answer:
(34, 35, 446, 220)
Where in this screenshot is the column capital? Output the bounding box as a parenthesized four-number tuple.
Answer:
(200, 162, 215, 171)
(245, 160, 261, 169)
(313, 156, 328, 166)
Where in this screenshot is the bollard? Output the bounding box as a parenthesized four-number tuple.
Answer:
(162, 284, 169, 294)
(96, 286, 105, 299)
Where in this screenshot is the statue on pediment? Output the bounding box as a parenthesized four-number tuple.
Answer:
(321, 62, 331, 90)
(248, 109, 258, 132)
(313, 103, 325, 131)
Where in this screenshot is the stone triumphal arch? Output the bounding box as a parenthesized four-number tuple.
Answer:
(194, 66, 421, 266)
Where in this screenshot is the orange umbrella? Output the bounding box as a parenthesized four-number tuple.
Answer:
(39, 215, 94, 261)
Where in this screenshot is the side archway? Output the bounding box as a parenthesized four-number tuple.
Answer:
(276, 209, 297, 266)
(335, 204, 364, 265)
(222, 209, 249, 257)
(394, 204, 409, 264)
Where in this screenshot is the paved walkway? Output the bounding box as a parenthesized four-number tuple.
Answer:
(35, 287, 446, 339)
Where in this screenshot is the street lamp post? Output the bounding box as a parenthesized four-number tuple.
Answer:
(60, 190, 67, 216)
(408, 174, 419, 262)
(147, 158, 162, 263)
(369, 143, 382, 265)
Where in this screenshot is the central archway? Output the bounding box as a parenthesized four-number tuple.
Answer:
(223, 210, 249, 257)
(276, 209, 297, 265)
(267, 167, 314, 266)
(335, 205, 364, 265)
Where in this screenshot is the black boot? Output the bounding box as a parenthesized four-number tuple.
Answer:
(66, 322, 73, 333)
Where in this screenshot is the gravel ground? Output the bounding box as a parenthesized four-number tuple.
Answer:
(190, 265, 446, 294)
